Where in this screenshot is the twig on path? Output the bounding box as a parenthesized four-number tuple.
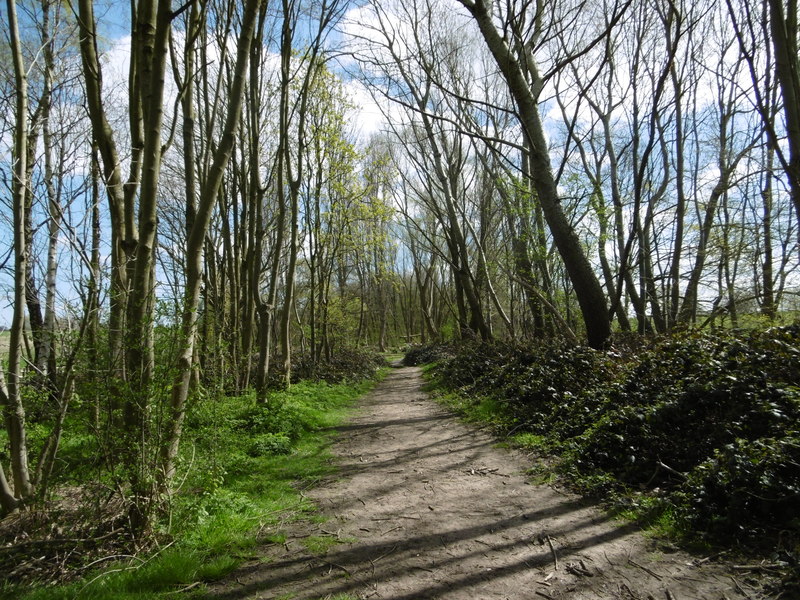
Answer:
(165, 581, 202, 595)
(692, 549, 728, 566)
(731, 576, 754, 600)
(566, 562, 593, 577)
(372, 545, 398, 563)
(732, 563, 782, 572)
(628, 558, 663, 581)
(320, 528, 342, 539)
(665, 590, 677, 600)
(535, 591, 554, 599)
(546, 535, 559, 571)
(465, 466, 511, 477)
(326, 562, 352, 577)
(380, 525, 403, 536)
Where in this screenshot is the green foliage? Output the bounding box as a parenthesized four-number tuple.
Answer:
(402, 342, 456, 366)
(429, 327, 800, 557)
(8, 377, 379, 600)
(293, 348, 386, 383)
(674, 435, 800, 541)
(249, 433, 293, 456)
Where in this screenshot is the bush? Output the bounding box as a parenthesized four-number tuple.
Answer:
(573, 329, 800, 488)
(434, 340, 623, 439)
(403, 342, 456, 366)
(249, 433, 292, 456)
(673, 434, 800, 542)
(430, 326, 800, 552)
(293, 347, 385, 383)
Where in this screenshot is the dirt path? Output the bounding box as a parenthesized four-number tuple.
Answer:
(208, 366, 766, 600)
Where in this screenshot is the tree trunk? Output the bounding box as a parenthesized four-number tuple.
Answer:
(768, 0, 800, 226)
(162, 0, 263, 482)
(2, 0, 34, 506)
(458, 0, 610, 348)
(76, 0, 130, 374)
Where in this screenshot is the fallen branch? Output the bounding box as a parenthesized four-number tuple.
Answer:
(628, 558, 662, 581)
(165, 581, 203, 595)
(656, 461, 687, 480)
(546, 535, 559, 571)
(566, 562, 593, 577)
(372, 545, 397, 563)
(732, 564, 783, 572)
(327, 562, 352, 577)
(76, 539, 176, 595)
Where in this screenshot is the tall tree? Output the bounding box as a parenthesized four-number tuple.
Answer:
(0, 0, 34, 513)
(454, 0, 615, 348)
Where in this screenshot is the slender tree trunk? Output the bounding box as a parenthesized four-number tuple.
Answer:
(162, 0, 263, 482)
(76, 0, 130, 374)
(88, 145, 102, 432)
(761, 153, 777, 319)
(0, 460, 18, 513)
(23, 109, 46, 375)
(2, 0, 34, 506)
(41, 2, 61, 393)
(121, 0, 173, 533)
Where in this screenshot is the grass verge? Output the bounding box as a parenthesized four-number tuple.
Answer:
(2, 375, 383, 600)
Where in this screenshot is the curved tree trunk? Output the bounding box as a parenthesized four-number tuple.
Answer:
(457, 0, 611, 348)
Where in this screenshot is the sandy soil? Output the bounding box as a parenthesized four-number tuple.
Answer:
(207, 366, 770, 600)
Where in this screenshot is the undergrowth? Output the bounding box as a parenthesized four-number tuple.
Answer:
(414, 328, 800, 590)
(1, 375, 381, 600)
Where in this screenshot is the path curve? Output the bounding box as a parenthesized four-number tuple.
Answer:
(209, 366, 758, 599)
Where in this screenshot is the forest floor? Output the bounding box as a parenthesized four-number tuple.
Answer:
(206, 366, 773, 600)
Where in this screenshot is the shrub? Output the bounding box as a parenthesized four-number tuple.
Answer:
(430, 326, 800, 553)
(293, 347, 385, 383)
(249, 433, 292, 457)
(672, 434, 800, 544)
(403, 342, 456, 366)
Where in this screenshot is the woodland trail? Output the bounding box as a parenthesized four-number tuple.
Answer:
(207, 366, 763, 600)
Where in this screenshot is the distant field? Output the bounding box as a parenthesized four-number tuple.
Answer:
(0, 330, 9, 357)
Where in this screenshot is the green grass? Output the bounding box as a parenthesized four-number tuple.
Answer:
(3, 374, 383, 600)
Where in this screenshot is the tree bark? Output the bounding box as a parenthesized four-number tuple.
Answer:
(767, 0, 800, 225)
(76, 0, 130, 373)
(162, 0, 264, 482)
(457, 0, 611, 348)
(3, 0, 34, 505)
